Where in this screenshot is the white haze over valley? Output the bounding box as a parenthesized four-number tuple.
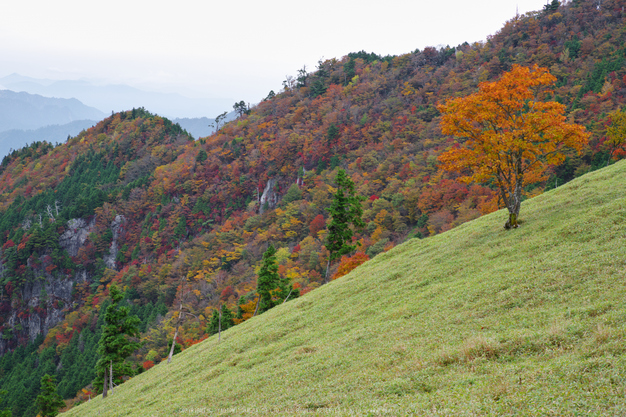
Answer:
(1, 0, 549, 119)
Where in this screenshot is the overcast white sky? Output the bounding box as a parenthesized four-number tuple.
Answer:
(0, 0, 550, 105)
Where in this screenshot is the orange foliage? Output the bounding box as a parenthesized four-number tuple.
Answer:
(233, 297, 258, 324)
(438, 64, 589, 226)
(332, 252, 370, 280)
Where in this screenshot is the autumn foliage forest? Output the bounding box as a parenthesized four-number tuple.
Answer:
(1, 0, 626, 413)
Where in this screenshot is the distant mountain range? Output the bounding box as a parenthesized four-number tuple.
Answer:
(0, 120, 98, 160)
(0, 88, 236, 158)
(174, 115, 236, 139)
(0, 89, 102, 158)
(0, 89, 104, 131)
(0, 73, 233, 119)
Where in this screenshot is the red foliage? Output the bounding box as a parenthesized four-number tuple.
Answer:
(186, 335, 208, 346)
(220, 286, 235, 301)
(309, 214, 326, 237)
(4, 281, 13, 297)
(143, 360, 155, 370)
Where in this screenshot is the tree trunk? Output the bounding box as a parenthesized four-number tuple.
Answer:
(218, 305, 222, 344)
(504, 167, 522, 229)
(324, 258, 331, 283)
(505, 212, 519, 229)
(282, 288, 294, 304)
(102, 367, 108, 398)
(109, 360, 114, 394)
(167, 317, 181, 364)
(168, 285, 185, 363)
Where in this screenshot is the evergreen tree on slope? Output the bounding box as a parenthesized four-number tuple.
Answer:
(94, 285, 140, 398)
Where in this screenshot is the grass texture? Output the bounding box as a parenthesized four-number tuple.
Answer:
(65, 160, 626, 416)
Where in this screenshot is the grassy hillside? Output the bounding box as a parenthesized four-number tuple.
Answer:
(4, 2, 626, 411)
(64, 160, 626, 416)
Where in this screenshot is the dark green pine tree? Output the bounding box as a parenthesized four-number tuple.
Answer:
(256, 245, 299, 314)
(0, 390, 11, 417)
(236, 296, 246, 321)
(544, 0, 559, 13)
(94, 285, 140, 398)
(257, 245, 281, 313)
(325, 169, 365, 281)
(35, 374, 65, 417)
(326, 123, 340, 146)
(206, 304, 235, 335)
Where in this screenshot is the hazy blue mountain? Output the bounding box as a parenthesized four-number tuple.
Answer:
(0, 120, 98, 159)
(0, 90, 105, 131)
(173, 112, 237, 139)
(0, 74, 233, 119)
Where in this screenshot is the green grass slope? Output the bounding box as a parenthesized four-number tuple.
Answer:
(66, 161, 626, 417)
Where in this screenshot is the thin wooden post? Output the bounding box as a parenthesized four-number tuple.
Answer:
(218, 305, 222, 344)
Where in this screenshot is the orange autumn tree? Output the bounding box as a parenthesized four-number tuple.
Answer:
(437, 64, 589, 229)
(332, 252, 370, 280)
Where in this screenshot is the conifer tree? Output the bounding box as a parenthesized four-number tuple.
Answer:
(325, 169, 365, 281)
(0, 390, 11, 417)
(35, 374, 65, 417)
(94, 285, 140, 398)
(257, 245, 281, 313)
(207, 304, 235, 335)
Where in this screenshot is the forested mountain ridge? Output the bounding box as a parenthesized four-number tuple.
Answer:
(1, 0, 626, 414)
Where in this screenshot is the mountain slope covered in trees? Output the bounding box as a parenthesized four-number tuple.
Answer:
(0, 0, 625, 414)
(65, 159, 626, 416)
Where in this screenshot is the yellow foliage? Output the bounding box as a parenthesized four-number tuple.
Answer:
(371, 226, 384, 243)
(234, 297, 258, 324)
(402, 81, 416, 96)
(374, 209, 389, 226)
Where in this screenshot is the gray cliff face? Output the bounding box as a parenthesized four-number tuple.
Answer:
(0, 216, 113, 356)
(259, 179, 279, 214)
(0, 269, 83, 356)
(103, 215, 125, 270)
(12, 275, 78, 342)
(59, 218, 95, 257)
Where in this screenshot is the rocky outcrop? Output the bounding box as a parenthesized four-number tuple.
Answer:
(103, 215, 125, 270)
(0, 216, 116, 356)
(59, 218, 95, 257)
(0, 270, 86, 356)
(259, 179, 279, 214)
